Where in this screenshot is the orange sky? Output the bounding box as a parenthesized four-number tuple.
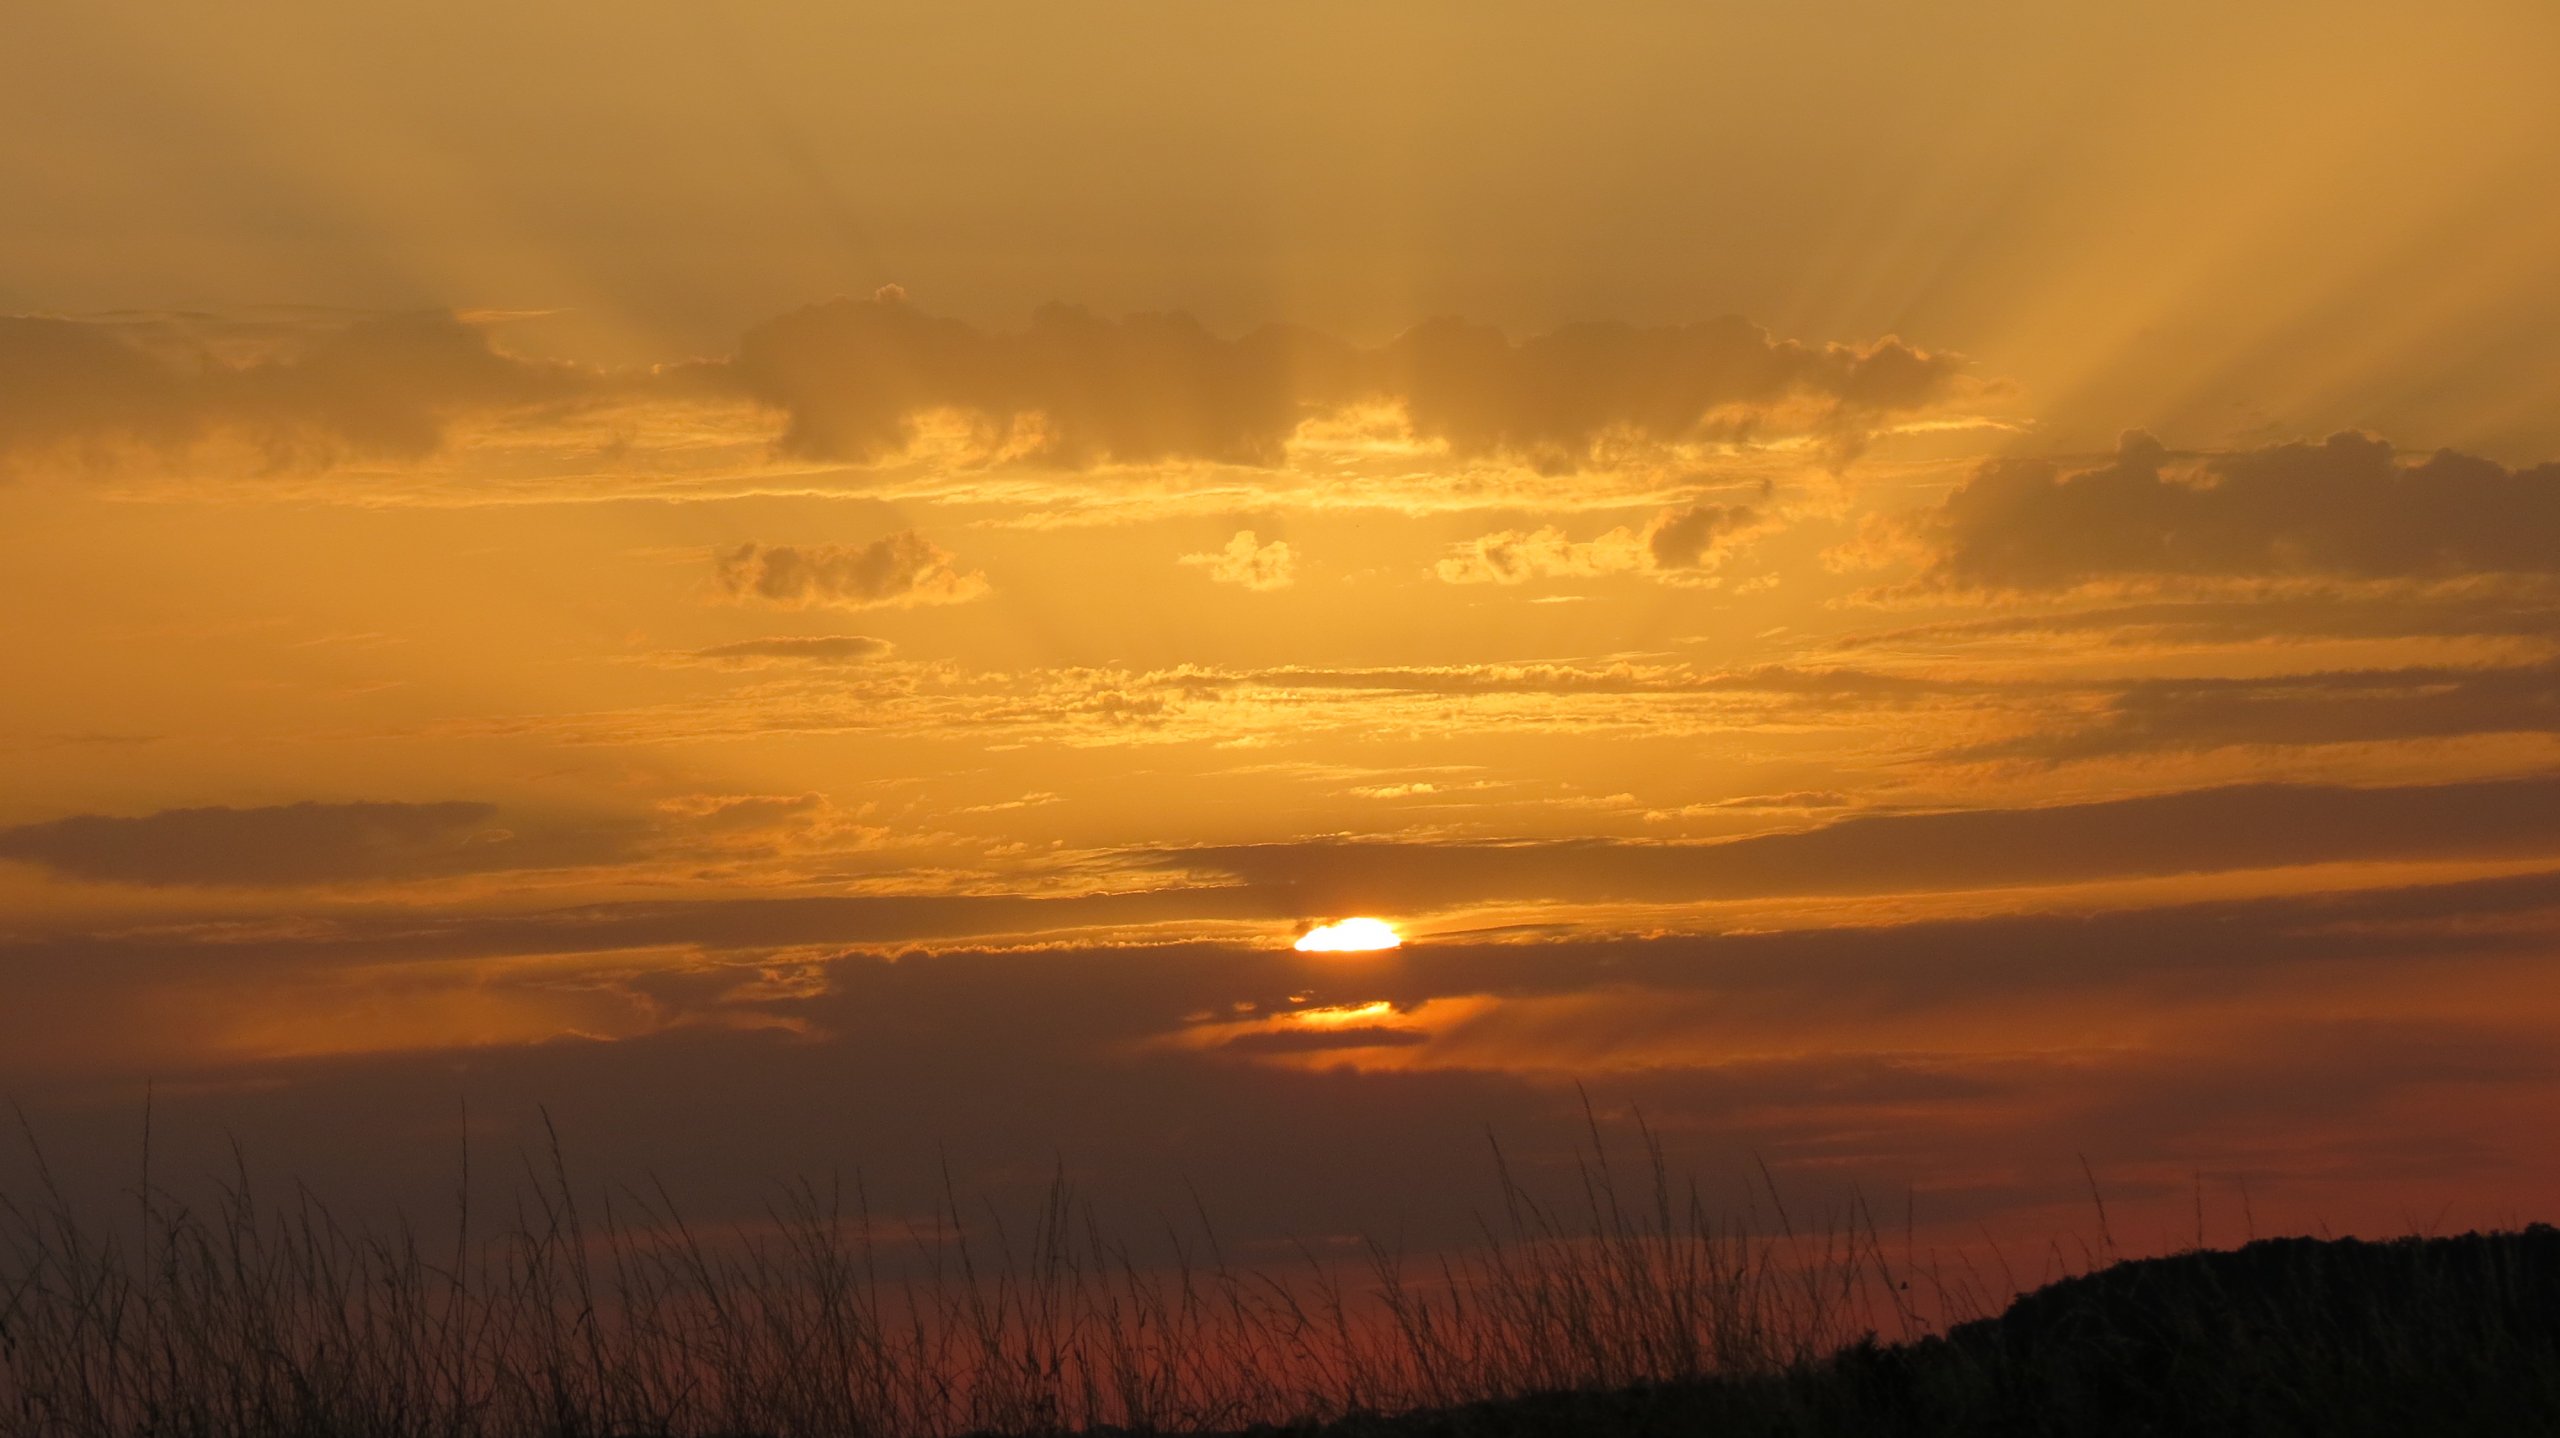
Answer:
(6, 0, 2560, 1256)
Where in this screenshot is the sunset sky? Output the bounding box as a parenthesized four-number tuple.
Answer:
(7, 0, 2560, 1256)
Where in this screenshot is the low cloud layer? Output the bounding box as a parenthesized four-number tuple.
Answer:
(0, 801, 570, 886)
(9, 865, 2560, 1254)
(1958, 660, 2560, 763)
(1162, 774, 2560, 914)
(0, 794, 883, 889)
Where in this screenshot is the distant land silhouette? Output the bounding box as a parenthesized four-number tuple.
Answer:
(1251, 1226, 2560, 1438)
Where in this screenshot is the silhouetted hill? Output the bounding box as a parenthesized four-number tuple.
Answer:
(1271, 1225, 2560, 1438)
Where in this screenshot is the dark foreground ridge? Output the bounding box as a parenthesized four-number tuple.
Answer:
(1251, 1225, 2560, 1438)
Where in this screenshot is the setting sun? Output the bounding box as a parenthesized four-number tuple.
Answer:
(1293, 918, 1404, 952)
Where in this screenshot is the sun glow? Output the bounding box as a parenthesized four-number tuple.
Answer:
(1293, 917, 1402, 952)
(1287, 1000, 1395, 1027)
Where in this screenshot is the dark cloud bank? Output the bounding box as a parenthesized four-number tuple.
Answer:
(728, 295, 1972, 468)
(0, 311, 586, 469)
(0, 297, 1972, 474)
(0, 800, 535, 886)
(1922, 430, 2560, 589)
(0, 800, 667, 888)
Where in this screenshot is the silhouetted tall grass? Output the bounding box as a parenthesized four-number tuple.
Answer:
(0, 1113, 1896, 1437)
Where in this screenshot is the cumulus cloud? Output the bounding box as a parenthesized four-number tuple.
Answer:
(1435, 526, 1648, 584)
(683, 635, 896, 667)
(1437, 503, 1768, 584)
(1918, 430, 2560, 589)
(725, 292, 1974, 470)
(1180, 530, 1296, 590)
(0, 310, 589, 472)
(1645, 502, 1763, 568)
(714, 532, 988, 610)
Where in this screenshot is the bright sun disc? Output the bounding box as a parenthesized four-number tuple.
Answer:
(1294, 917, 1402, 952)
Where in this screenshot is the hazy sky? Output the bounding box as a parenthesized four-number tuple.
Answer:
(7, 0, 2560, 1255)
